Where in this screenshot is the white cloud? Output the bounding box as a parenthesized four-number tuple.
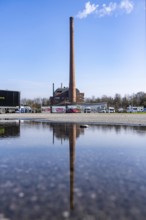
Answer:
(97, 2, 117, 17)
(119, 0, 134, 14)
(76, 1, 98, 19)
(76, 0, 134, 19)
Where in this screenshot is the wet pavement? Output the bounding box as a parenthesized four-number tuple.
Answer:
(0, 121, 146, 220)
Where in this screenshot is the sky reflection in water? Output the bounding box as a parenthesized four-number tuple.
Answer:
(0, 120, 146, 220)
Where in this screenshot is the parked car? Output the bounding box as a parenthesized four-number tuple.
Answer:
(84, 107, 91, 113)
(66, 108, 81, 113)
(99, 109, 106, 113)
(118, 108, 124, 113)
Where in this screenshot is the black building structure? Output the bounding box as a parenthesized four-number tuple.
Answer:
(0, 90, 20, 107)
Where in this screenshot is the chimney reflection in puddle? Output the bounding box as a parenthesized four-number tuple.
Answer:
(69, 124, 76, 210)
(50, 123, 84, 210)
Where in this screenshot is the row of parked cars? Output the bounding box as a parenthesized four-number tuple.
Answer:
(66, 107, 92, 113)
(66, 107, 115, 113)
(66, 106, 146, 113)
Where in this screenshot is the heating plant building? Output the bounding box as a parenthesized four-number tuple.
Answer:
(50, 17, 84, 106)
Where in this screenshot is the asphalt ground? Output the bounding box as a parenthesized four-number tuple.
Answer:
(0, 113, 146, 126)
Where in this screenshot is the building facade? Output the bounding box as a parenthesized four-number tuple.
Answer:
(50, 87, 84, 106)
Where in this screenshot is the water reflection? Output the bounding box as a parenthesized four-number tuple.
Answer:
(69, 124, 76, 210)
(0, 121, 146, 220)
(22, 120, 146, 137)
(1, 120, 146, 140)
(49, 123, 79, 209)
(88, 124, 146, 136)
(0, 121, 79, 211)
(49, 123, 84, 142)
(0, 121, 20, 138)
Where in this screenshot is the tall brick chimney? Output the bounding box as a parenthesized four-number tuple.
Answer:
(69, 17, 76, 104)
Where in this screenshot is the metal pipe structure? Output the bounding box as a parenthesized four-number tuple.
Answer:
(52, 83, 55, 96)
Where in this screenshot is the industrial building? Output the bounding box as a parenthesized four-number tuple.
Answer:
(49, 17, 107, 112)
(50, 17, 84, 106)
(50, 86, 84, 106)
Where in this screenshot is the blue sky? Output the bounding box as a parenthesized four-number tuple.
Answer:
(0, 0, 145, 99)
